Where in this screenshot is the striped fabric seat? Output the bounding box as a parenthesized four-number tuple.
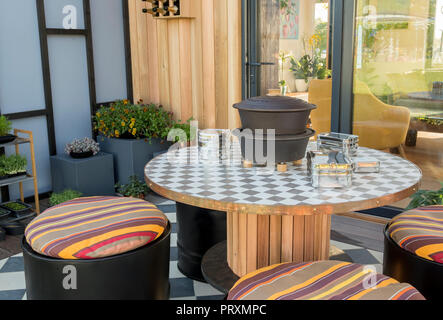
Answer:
(388, 206, 443, 264)
(25, 196, 168, 260)
(227, 261, 425, 300)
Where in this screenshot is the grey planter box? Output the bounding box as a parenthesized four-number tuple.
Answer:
(98, 136, 172, 184)
(50, 152, 115, 196)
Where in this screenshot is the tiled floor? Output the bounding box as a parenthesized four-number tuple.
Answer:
(0, 194, 384, 300)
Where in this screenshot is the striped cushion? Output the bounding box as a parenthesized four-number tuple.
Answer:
(388, 206, 443, 264)
(25, 196, 168, 260)
(228, 261, 425, 300)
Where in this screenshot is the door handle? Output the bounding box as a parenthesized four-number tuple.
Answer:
(247, 62, 276, 67)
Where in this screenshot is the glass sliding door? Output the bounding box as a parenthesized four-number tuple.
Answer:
(353, 0, 443, 207)
(245, 0, 332, 102)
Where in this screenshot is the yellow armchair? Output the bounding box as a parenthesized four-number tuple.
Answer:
(308, 79, 411, 154)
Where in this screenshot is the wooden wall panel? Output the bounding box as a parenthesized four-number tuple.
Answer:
(128, 0, 242, 129)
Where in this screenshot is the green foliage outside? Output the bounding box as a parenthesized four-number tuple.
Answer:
(407, 183, 443, 210)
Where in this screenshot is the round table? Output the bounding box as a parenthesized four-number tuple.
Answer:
(145, 143, 422, 279)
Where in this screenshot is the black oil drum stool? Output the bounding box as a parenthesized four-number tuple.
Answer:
(176, 202, 226, 281)
(383, 205, 443, 301)
(22, 196, 171, 300)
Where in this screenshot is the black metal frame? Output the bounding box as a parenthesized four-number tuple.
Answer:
(0, 0, 133, 201)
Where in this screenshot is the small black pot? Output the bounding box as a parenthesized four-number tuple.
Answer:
(235, 129, 315, 164)
(70, 150, 94, 159)
(2, 222, 26, 236)
(0, 207, 12, 219)
(0, 134, 17, 144)
(233, 96, 317, 135)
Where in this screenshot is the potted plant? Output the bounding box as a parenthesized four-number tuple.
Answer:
(290, 55, 312, 92)
(49, 189, 83, 207)
(65, 137, 100, 159)
(93, 100, 177, 184)
(0, 116, 16, 144)
(406, 183, 443, 210)
(277, 51, 293, 96)
(115, 176, 150, 199)
(0, 154, 27, 179)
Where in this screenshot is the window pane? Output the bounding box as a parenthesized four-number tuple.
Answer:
(353, 0, 443, 208)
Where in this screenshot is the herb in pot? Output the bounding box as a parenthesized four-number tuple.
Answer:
(0, 116, 12, 137)
(406, 183, 443, 210)
(2, 201, 29, 212)
(115, 176, 150, 199)
(49, 189, 83, 207)
(0, 154, 27, 177)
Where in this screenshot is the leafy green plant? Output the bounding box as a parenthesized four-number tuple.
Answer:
(93, 100, 175, 141)
(0, 155, 27, 177)
(0, 116, 12, 137)
(406, 183, 443, 210)
(290, 55, 312, 82)
(49, 189, 83, 207)
(115, 176, 150, 198)
(172, 118, 196, 143)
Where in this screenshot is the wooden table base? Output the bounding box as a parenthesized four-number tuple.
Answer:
(227, 211, 331, 277)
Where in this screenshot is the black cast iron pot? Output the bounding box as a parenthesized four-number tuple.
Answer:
(234, 128, 315, 164)
(233, 96, 317, 135)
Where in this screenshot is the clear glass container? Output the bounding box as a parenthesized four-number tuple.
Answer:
(308, 150, 353, 188)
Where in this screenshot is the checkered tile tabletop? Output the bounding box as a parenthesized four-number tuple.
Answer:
(145, 143, 422, 210)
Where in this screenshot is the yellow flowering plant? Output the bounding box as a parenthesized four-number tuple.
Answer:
(93, 100, 175, 141)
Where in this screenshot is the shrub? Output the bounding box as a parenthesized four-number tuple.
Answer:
(93, 100, 174, 141)
(0, 116, 12, 137)
(406, 183, 443, 210)
(0, 154, 27, 176)
(49, 189, 83, 207)
(65, 137, 100, 155)
(115, 176, 150, 198)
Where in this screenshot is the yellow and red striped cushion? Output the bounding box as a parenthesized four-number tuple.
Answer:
(25, 196, 168, 260)
(388, 206, 443, 264)
(228, 261, 425, 300)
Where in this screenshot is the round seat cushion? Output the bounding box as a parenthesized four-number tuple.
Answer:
(227, 261, 425, 300)
(388, 206, 443, 264)
(25, 196, 168, 260)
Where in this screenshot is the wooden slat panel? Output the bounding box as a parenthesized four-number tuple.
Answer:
(156, 19, 171, 110)
(246, 214, 258, 273)
(214, 0, 228, 129)
(201, 0, 216, 128)
(226, 0, 242, 130)
(304, 215, 315, 261)
(293, 215, 305, 262)
(227, 211, 233, 268)
(190, 0, 204, 126)
(167, 19, 181, 117)
(281, 215, 293, 262)
(146, 14, 160, 104)
(231, 211, 240, 273)
(257, 215, 270, 269)
(178, 20, 193, 122)
(128, 0, 141, 101)
(135, 0, 150, 101)
(238, 213, 248, 276)
(269, 215, 282, 265)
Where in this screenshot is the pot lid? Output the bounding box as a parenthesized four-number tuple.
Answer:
(233, 96, 317, 112)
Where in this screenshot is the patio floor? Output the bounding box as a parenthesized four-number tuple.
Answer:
(0, 192, 385, 300)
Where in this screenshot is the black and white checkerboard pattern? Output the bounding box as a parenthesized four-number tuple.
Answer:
(146, 143, 421, 207)
(0, 194, 385, 300)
